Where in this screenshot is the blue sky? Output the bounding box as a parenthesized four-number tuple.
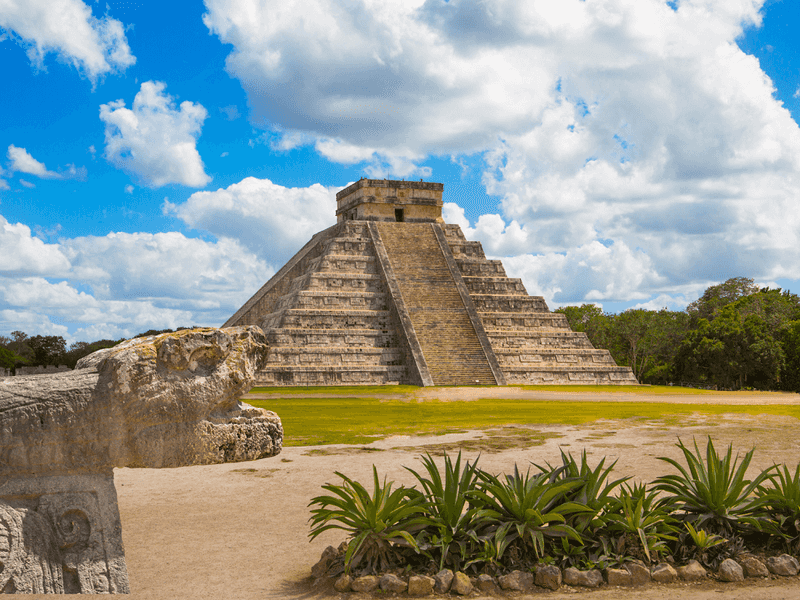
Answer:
(1, 0, 799, 343)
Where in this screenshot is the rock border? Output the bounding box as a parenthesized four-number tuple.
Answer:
(312, 549, 799, 596)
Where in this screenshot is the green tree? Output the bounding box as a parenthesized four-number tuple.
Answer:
(686, 277, 758, 323)
(26, 335, 67, 366)
(0, 347, 28, 372)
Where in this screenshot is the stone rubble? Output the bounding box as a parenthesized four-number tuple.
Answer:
(312, 547, 800, 597)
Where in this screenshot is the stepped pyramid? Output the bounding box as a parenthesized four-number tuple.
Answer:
(224, 179, 637, 386)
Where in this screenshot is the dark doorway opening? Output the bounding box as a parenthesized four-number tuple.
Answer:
(395, 208, 404, 222)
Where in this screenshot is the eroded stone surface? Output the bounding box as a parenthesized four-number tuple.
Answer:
(498, 569, 533, 591)
(333, 574, 352, 592)
(535, 564, 562, 590)
(605, 567, 632, 586)
(739, 556, 769, 578)
(380, 573, 407, 592)
(650, 563, 678, 583)
(407, 575, 434, 597)
(677, 560, 707, 581)
(434, 569, 454, 593)
(563, 567, 603, 587)
(625, 561, 651, 585)
(0, 327, 281, 594)
(351, 575, 379, 593)
(718, 558, 744, 582)
(451, 572, 472, 595)
(766, 554, 800, 577)
(477, 573, 498, 593)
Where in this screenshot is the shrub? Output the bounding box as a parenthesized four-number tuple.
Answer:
(308, 466, 426, 574)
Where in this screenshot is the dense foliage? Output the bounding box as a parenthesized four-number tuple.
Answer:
(556, 277, 800, 390)
(309, 442, 800, 576)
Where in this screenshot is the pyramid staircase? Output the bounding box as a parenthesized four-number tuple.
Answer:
(374, 222, 498, 385)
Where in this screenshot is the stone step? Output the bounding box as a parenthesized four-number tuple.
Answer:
(307, 254, 378, 274)
(322, 237, 375, 256)
(441, 224, 466, 240)
(494, 348, 617, 366)
(479, 312, 572, 329)
(376, 222, 497, 385)
(289, 272, 386, 293)
(456, 259, 507, 277)
(463, 276, 528, 295)
(276, 291, 389, 311)
(487, 330, 596, 349)
(446, 240, 486, 259)
(266, 308, 394, 330)
(267, 328, 400, 348)
(256, 364, 406, 386)
(502, 366, 640, 385)
(266, 346, 403, 366)
(471, 294, 549, 312)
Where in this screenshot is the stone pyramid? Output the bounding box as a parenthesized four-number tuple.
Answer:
(224, 179, 637, 386)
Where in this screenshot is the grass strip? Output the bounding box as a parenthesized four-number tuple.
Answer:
(245, 396, 800, 447)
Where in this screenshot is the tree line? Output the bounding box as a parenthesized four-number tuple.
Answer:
(556, 277, 800, 391)
(0, 328, 196, 373)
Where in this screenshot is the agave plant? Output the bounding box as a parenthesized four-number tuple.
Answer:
(308, 466, 426, 574)
(535, 449, 629, 534)
(652, 437, 776, 536)
(605, 482, 677, 564)
(754, 462, 800, 551)
(405, 451, 489, 571)
(471, 464, 589, 561)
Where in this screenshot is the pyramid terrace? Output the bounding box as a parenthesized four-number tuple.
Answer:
(224, 179, 637, 386)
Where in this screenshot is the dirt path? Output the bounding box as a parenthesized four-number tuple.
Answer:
(108, 389, 800, 599)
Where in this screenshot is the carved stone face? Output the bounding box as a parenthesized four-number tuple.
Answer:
(1, 326, 282, 476)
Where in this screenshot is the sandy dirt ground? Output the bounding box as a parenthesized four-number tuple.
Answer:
(87, 390, 800, 598)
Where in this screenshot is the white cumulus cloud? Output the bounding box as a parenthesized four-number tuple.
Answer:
(169, 177, 338, 266)
(201, 0, 800, 304)
(7, 145, 61, 179)
(0, 214, 274, 342)
(0, 0, 135, 82)
(0, 215, 71, 276)
(100, 81, 211, 188)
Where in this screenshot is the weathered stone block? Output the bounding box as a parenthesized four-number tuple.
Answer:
(0, 327, 281, 594)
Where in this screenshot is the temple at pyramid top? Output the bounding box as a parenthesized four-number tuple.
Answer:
(336, 179, 444, 223)
(226, 179, 637, 387)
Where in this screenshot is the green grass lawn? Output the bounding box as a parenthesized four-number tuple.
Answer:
(245, 392, 800, 447)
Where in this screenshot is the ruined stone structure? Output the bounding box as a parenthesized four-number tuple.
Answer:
(225, 180, 637, 386)
(0, 327, 282, 593)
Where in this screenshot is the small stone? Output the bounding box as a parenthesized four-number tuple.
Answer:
(434, 569, 454, 593)
(310, 545, 337, 579)
(498, 569, 534, 591)
(739, 556, 769, 578)
(605, 567, 632, 586)
(451, 572, 473, 596)
(717, 558, 744, 582)
(766, 554, 800, 577)
(625, 561, 651, 586)
(677, 560, 707, 581)
(334, 574, 352, 592)
(563, 567, 603, 587)
(477, 574, 498, 593)
(351, 575, 379, 593)
(535, 564, 562, 590)
(408, 575, 435, 597)
(650, 563, 678, 583)
(380, 573, 407, 593)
